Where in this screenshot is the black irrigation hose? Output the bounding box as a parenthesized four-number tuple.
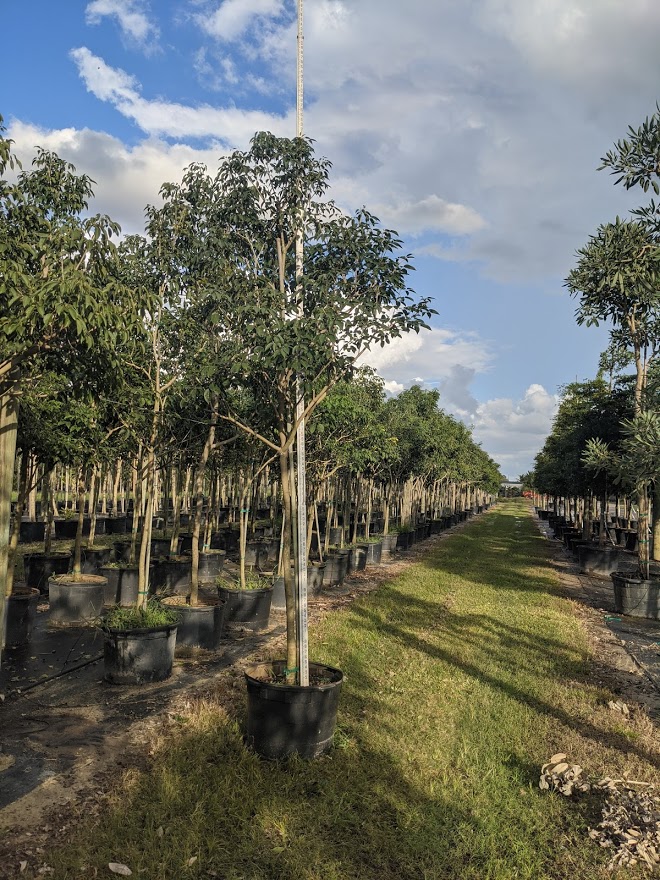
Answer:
(5, 653, 103, 698)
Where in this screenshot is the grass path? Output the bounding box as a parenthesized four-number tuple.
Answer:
(44, 500, 659, 879)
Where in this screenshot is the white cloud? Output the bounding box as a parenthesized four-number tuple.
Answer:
(373, 195, 486, 237)
(360, 326, 493, 423)
(479, 0, 660, 91)
(6, 120, 223, 235)
(68, 2, 660, 285)
(360, 329, 556, 477)
(361, 326, 492, 388)
(85, 0, 159, 47)
(198, 0, 286, 42)
(70, 47, 290, 143)
(471, 384, 559, 479)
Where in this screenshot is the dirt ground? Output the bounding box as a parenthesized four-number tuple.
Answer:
(0, 510, 658, 878)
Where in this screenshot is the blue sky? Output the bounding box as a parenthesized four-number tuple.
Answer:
(3, 0, 660, 478)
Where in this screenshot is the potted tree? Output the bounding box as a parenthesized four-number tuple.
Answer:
(0, 132, 148, 660)
(584, 415, 660, 618)
(156, 132, 434, 756)
(567, 106, 660, 617)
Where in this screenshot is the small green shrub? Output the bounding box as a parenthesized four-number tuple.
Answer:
(103, 600, 178, 630)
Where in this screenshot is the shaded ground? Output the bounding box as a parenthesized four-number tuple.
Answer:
(0, 535, 447, 872)
(1, 505, 659, 877)
(535, 514, 660, 717)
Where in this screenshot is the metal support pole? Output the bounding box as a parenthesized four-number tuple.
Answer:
(294, 0, 309, 686)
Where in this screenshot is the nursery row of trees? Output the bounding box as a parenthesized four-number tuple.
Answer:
(0, 118, 501, 665)
(528, 106, 660, 576)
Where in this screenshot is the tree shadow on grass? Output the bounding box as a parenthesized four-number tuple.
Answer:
(422, 507, 560, 596)
(46, 703, 603, 880)
(334, 505, 660, 770)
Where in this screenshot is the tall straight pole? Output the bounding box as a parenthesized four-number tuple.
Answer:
(295, 0, 309, 686)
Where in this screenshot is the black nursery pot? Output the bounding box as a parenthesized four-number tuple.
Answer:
(245, 660, 343, 760)
(48, 575, 106, 626)
(81, 546, 114, 574)
(217, 585, 273, 631)
(4, 589, 40, 649)
(611, 572, 660, 619)
(198, 550, 226, 582)
(19, 520, 46, 544)
(103, 623, 178, 684)
(99, 565, 140, 607)
(24, 552, 71, 593)
(162, 596, 226, 650)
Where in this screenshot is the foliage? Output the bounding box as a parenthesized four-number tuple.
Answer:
(0, 122, 145, 398)
(565, 218, 660, 375)
(383, 385, 502, 491)
(306, 368, 396, 485)
(533, 379, 632, 498)
(218, 571, 272, 590)
(583, 410, 660, 495)
(152, 132, 435, 444)
(600, 105, 660, 195)
(103, 600, 179, 631)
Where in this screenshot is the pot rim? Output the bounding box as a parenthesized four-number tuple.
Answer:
(245, 659, 343, 691)
(49, 573, 108, 585)
(101, 622, 179, 636)
(8, 587, 40, 600)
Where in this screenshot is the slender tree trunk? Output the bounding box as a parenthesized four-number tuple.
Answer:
(0, 393, 19, 661)
(137, 446, 156, 610)
(5, 449, 30, 598)
(190, 399, 218, 604)
(279, 445, 297, 681)
(72, 470, 86, 577)
(383, 483, 391, 535)
(43, 469, 56, 554)
(170, 465, 182, 554)
(88, 463, 99, 547)
(365, 477, 374, 538)
(314, 498, 323, 563)
(182, 467, 192, 513)
(650, 483, 660, 564)
(27, 457, 37, 521)
(129, 453, 142, 566)
(351, 476, 362, 544)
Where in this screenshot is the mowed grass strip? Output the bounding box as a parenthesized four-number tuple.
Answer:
(44, 500, 659, 879)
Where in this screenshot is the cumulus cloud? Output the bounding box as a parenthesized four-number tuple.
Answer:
(69, 47, 290, 143)
(373, 195, 486, 237)
(360, 329, 555, 477)
(360, 326, 492, 392)
(6, 120, 223, 235)
(67, 1, 660, 284)
(197, 0, 287, 42)
(85, 0, 159, 47)
(471, 384, 559, 479)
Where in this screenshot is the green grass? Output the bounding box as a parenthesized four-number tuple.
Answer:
(40, 500, 659, 879)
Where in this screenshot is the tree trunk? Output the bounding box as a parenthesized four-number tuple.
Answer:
(5, 449, 30, 598)
(652, 483, 660, 564)
(638, 485, 651, 580)
(88, 463, 99, 547)
(279, 445, 298, 682)
(190, 399, 218, 604)
(0, 393, 19, 660)
(170, 465, 182, 555)
(137, 447, 155, 610)
(72, 470, 86, 577)
(384, 483, 393, 534)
